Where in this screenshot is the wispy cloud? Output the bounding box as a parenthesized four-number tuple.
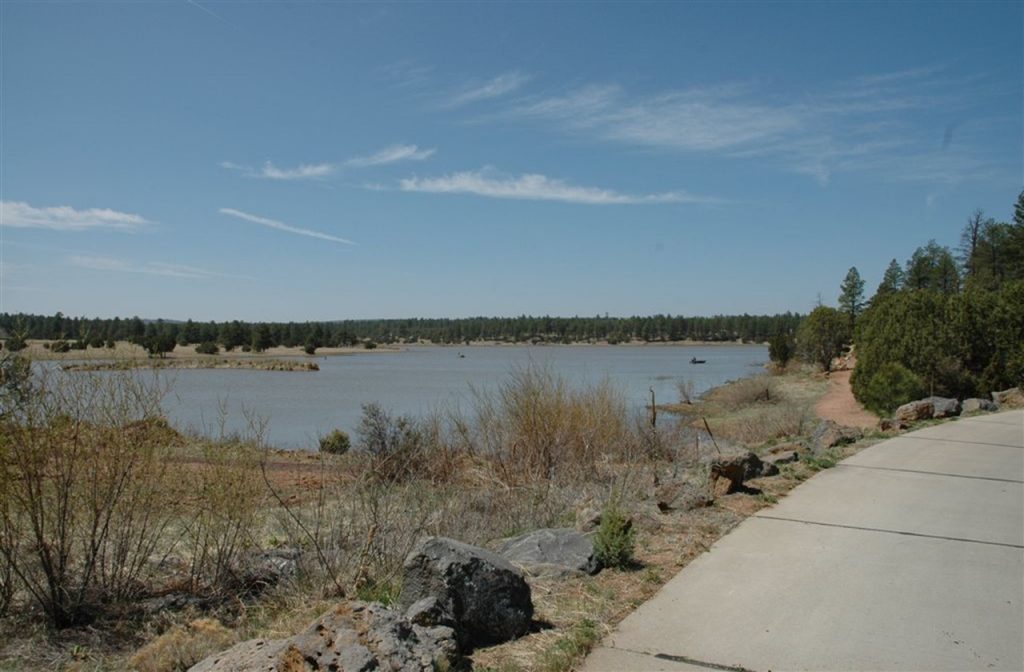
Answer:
(218, 208, 354, 244)
(221, 160, 335, 180)
(1, 201, 148, 232)
(445, 71, 531, 108)
(497, 65, 1000, 185)
(399, 169, 711, 205)
(346, 144, 436, 167)
(71, 255, 253, 280)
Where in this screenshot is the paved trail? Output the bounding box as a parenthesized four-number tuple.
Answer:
(584, 410, 1024, 672)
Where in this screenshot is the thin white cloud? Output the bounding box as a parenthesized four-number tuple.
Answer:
(446, 71, 531, 108)
(1, 201, 148, 232)
(221, 160, 335, 180)
(71, 255, 253, 280)
(260, 161, 334, 180)
(399, 170, 711, 205)
(346, 144, 436, 167)
(218, 208, 355, 245)
(499, 66, 1001, 185)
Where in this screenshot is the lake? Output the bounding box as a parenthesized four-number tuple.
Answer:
(135, 344, 766, 449)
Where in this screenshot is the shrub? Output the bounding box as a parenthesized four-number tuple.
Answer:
(3, 335, 25, 352)
(0, 369, 176, 626)
(195, 341, 219, 355)
(304, 341, 317, 355)
(768, 332, 793, 367)
(593, 498, 635, 569)
(855, 362, 925, 415)
(129, 618, 235, 672)
(356, 403, 424, 481)
(319, 428, 351, 455)
(50, 339, 71, 353)
(363, 340, 377, 350)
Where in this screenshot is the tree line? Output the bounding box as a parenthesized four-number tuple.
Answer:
(781, 191, 1024, 415)
(0, 311, 804, 355)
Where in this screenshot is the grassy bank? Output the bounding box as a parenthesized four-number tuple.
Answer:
(0, 356, 866, 672)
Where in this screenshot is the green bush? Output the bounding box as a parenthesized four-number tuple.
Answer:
(195, 341, 219, 355)
(319, 428, 351, 455)
(593, 499, 635, 569)
(855, 362, 925, 415)
(363, 340, 377, 350)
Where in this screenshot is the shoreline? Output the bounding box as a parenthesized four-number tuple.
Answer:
(15, 338, 765, 362)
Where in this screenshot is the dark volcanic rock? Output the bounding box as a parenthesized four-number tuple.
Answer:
(398, 537, 533, 648)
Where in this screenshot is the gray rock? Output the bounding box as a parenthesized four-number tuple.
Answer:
(398, 536, 533, 648)
(236, 548, 300, 591)
(895, 399, 935, 423)
(992, 387, 1024, 408)
(499, 528, 600, 576)
(962, 397, 998, 414)
(762, 450, 799, 470)
(189, 601, 460, 672)
(809, 420, 863, 454)
(923, 396, 960, 418)
(655, 479, 713, 512)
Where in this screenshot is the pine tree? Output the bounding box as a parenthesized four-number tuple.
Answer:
(838, 267, 865, 332)
(874, 259, 905, 299)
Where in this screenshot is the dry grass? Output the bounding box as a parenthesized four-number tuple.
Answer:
(129, 618, 235, 672)
(0, 359, 844, 672)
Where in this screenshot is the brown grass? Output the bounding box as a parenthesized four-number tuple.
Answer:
(0, 359, 843, 672)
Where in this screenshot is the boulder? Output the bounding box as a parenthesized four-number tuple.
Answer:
(706, 451, 774, 496)
(992, 387, 1024, 409)
(655, 479, 713, 513)
(879, 417, 908, 432)
(235, 548, 300, 592)
(962, 397, 998, 414)
(924, 396, 961, 418)
(499, 528, 600, 576)
(398, 537, 533, 648)
(895, 399, 935, 424)
(189, 601, 460, 672)
(809, 420, 863, 454)
(762, 450, 799, 470)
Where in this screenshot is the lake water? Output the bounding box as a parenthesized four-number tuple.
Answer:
(107, 345, 767, 449)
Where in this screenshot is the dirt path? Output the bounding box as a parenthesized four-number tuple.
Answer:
(814, 369, 878, 429)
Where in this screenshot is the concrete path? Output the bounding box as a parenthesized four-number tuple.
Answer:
(584, 410, 1024, 672)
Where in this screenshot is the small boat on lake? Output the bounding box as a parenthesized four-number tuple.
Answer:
(690, 357, 706, 364)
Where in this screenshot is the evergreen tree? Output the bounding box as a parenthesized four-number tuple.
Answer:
(874, 259, 905, 300)
(796, 306, 848, 372)
(838, 267, 865, 332)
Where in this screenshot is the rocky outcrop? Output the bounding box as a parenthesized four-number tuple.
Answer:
(992, 387, 1024, 408)
(189, 601, 459, 672)
(398, 537, 533, 648)
(499, 528, 600, 577)
(962, 397, 998, 414)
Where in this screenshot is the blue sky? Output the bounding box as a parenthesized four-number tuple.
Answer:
(2, 1, 1021, 321)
